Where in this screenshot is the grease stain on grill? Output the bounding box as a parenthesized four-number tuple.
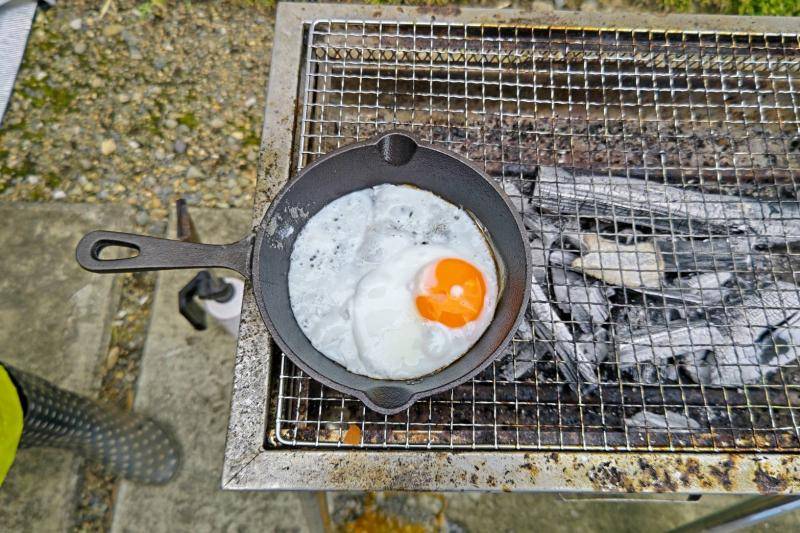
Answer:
(754, 464, 790, 493)
(708, 459, 736, 491)
(417, 5, 462, 17)
(588, 461, 636, 493)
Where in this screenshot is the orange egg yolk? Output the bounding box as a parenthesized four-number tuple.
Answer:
(415, 258, 486, 328)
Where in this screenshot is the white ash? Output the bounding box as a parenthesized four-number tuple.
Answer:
(625, 359, 682, 385)
(530, 281, 598, 385)
(577, 328, 610, 364)
(501, 180, 527, 212)
(549, 249, 579, 267)
(528, 235, 550, 284)
(677, 353, 714, 384)
(497, 317, 536, 381)
(673, 271, 734, 312)
(550, 267, 610, 334)
(515, 316, 534, 342)
(499, 342, 549, 381)
(500, 165, 800, 390)
(616, 320, 727, 366)
(524, 212, 564, 283)
(616, 228, 640, 245)
(532, 169, 800, 245)
(662, 363, 679, 382)
(708, 281, 800, 385)
(615, 281, 800, 386)
(625, 410, 701, 433)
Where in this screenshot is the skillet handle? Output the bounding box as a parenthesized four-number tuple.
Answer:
(76, 230, 254, 278)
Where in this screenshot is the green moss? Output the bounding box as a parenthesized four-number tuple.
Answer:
(136, 2, 154, 17)
(242, 131, 261, 147)
(19, 77, 75, 112)
(230, 0, 275, 7)
(0, 120, 26, 134)
(30, 25, 61, 54)
(177, 112, 199, 129)
(0, 149, 9, 192)
(136, 0, 169, 18)
(29, 185, 47, 201)
(21, 129, 45, 142)
(44, 173, 62, 188)
(1, 155, 36, 180)
(148, 112, 163, 135)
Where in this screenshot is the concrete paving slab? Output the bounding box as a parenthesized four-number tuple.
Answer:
(444, 492, 800, 531)
(111, 208, 307, 533)
(328, 491, 800, 531)
(0, 201, 129, 533)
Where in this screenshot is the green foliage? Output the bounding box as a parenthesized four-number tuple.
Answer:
(735, 0, 799, 16)
(657, 0, 798, 15)
(661, 0, 695, 10)
(136, 2, 153, 17)
(136, 0, 168, 18)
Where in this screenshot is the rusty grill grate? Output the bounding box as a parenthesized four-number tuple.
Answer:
(272, 20, 800, 452)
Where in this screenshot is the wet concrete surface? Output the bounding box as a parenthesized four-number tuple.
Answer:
(0, 202, 128, 533)
(330, 491, 800, 532)
(110, 207, 308, 533)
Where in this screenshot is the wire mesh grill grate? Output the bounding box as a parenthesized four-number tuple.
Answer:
(273, 21, 800, 451)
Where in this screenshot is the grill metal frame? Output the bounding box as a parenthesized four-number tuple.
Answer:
(222, 2, 800, 492)
(279, 18, 800, 452)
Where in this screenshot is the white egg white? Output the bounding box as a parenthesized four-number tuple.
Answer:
(288, 184, 499, 380)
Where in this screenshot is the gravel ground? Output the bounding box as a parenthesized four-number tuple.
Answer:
(0, 0, 639, 231)
(1, 2, 274, 531)
(0, 0, 273, 235)
(73, 271, 156, 532)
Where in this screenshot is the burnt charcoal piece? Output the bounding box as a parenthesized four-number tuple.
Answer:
(533, 168, 800, 245)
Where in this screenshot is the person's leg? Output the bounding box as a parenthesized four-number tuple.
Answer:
(0, 364, 23, 486)
(2, 363, 179, 484)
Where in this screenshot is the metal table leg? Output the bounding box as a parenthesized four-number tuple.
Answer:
(298, 491, 333, 533)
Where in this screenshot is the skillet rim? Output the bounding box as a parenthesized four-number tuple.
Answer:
(251, 130, 532, 414)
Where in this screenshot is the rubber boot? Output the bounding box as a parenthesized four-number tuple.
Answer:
(4, 364, 180, 484)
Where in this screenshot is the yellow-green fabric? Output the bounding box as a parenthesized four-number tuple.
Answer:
(0, 366, 23, 486)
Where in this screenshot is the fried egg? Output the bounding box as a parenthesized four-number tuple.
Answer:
(288, 184, 499, 379)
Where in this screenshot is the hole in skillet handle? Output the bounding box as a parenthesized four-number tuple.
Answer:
(377, 132, 417, 166)
(363, 385, 415, 415)
(76, 231, 146, 272)
(94, 239, 141, 260)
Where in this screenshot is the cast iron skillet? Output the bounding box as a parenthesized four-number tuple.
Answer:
(76, 131, 532, 414)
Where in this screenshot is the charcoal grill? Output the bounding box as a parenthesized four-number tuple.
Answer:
(223, 3, 800, 493)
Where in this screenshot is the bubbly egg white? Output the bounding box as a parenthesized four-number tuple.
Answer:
(288, 184, 498, 380)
